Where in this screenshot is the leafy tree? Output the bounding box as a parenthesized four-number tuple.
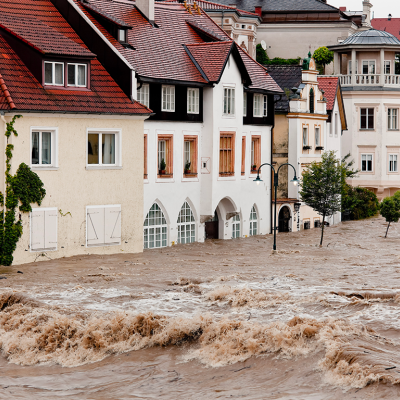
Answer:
(256, 44, 269, 65)
(380, 196, 400, 238)
(300, 151, 342, 246)
(342, 185, 379, 220)
(313, 47, 334, 74)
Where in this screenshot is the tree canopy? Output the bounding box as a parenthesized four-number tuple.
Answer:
(380, 196, 400, 238)
(313, 47, 334, 67)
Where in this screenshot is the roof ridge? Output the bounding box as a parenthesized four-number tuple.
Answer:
(0, 72, 15, 109)
(186, 41, 232, 46)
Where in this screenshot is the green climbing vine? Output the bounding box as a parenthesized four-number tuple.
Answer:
(0, 115, 46, 266)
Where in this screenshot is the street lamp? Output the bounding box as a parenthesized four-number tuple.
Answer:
(253, 162, 299, 251)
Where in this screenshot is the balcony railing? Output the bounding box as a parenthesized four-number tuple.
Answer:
(321, 74, 400, 88)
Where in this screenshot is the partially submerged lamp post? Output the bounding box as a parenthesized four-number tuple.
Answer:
(253, 163, 299, 251)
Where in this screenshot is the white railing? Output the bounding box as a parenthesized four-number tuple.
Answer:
(385, 74, 400, 85)
(321, 74, 400, 88)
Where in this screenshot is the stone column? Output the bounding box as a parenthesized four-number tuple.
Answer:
(351, 49, 356, 85)
(380, 48, 385, 86)
(334, 52, 339, 75)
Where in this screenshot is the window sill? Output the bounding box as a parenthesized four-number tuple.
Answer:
(222, 115, 236, 118)
(388, 129, 400, 131)
(359, 129, 375, 131)
(158, 174, 174, 178)
(183, 172, 198, 177)
(86, 165, 122, 170)
(87, 242, 121, 248)
(31, 166, 59, 171)
(161, 109, 175, 112)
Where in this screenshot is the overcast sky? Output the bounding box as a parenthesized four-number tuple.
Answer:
(329, 0, 400, 19)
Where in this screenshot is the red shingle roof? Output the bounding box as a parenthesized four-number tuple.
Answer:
(371, 18, 400, 41)
(317, 77, 339, 111)
(0, 0, 151, 115)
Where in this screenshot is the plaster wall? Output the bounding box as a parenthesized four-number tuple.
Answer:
(3, 113, 146, 265)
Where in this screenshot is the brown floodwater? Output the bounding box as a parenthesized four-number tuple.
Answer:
(1, 216, 400, 399)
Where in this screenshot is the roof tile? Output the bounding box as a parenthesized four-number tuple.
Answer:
(317, 76, 339, 111)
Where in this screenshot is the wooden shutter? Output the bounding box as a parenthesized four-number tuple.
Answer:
(31, 210, 45, 250)
(87, 207, 105, 246)
(219, 133, 234, 175)
(44, 209, 58, 250)
(105, 206, 121, 244)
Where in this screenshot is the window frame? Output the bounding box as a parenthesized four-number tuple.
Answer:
(361, 153, 373, 172)
(389, 153, 398, 173)
(86, 129, 122, 169)
(118, 29, 127, 43)
(144, 134, 148, 179)
(162, 85, 175, 112)
(360, 108, 374, 130)
(67, 63, 87, 87)
(253, 94, 267, 117)
(137, 84, 150, 108)
(302, 126, 309, 147)
(219, 132, 235, 177)
(144, 203, 168, 249)
(241, 136, 246, 176)
(250, 135, 261, 173)
(362, 60, 376, 74)
(315, 126, 321, 147)
(388, 108, 399, 130)
(44, 61, 64, 86)
(384, 60, 391, 75)
(157, 133, 173, 177)
(223, 87, 235, 116)
(243, 92, 247, 117)
(249, 205, 258, 236)
(30, 127, 58, 169)
(177, 202, 196, 244)
(232, 214, 241, 238)
(183, 135, 198, 177)
(187, 88, 200, 114)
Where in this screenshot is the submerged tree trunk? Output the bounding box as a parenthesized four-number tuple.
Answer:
(320, 213, 326, 246)
(385, 221, 391, 238)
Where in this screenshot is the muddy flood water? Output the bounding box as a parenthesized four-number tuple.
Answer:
(2, 217, 400, 399)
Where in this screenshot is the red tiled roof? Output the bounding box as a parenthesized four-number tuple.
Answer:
(317, 77, 339, 111)
(186, 41, 233, 82)
(0, 0, 151, 115)
(371, 18, 400, 41)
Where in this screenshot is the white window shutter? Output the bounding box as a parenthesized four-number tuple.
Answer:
(87, 207, 105, 246)
(31, 210, 45, 250)
(105, 206, 121, 244)
(44, 209, 58, 250)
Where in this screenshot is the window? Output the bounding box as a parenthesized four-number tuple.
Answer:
(348, 60, 358, 74)
(241, 137, 246, 175)
(385, 60, 391, 74)
(44, 62, 64, 86)
(251, 136, 261, 172)
(249, 206, 258, 236)
(87, 132, 119, 166)
(315, 127, 320, 147)
(137, 84, 149, 107)
(223, 87, 235, 115)
(30, 208, 57, 251)
(219, 132, 235, 176)
(118, 29, 126, 42)
(243, 92, 247, 116)
(144, 134, 148, 179)
(31, 130, 56, 166)
(361, 154, 373, 172)
(309, 88, 314, 114)
(360, 108, 374, 130)
(303, 127, 308, 146)
(162, 85, 175, 112)
(253, 94, 267, 117)
(144, 203, 167, 249)
(86, 205, 121, 246)
(362, 60, 375, 74)
(67, 63, 87, 87)
(232, 214, 241, 238)
(388, 108, 398, 130)
(177, 202, 196, 244)
(183, 135, 198, 175)
(157, 135, 173, 176)
(389, 154, 398, 172)
(187, 88, 199, 114)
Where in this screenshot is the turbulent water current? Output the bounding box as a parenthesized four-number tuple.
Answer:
(1, 217, 400, 399)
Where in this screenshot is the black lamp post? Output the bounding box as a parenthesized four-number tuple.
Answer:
(253, 163, 299, 251)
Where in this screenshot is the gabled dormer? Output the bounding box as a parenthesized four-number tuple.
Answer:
(0, 14, 95, 90)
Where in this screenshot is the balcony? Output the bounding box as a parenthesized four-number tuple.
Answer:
(321, 74, 400, 88)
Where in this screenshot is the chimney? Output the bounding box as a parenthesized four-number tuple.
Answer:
(136, 0, 155, 22)
(254, 6, 262, 17)
(388, 13, 392, 21)
(362, 1, 372, 26)
(339, 7, 346, 12)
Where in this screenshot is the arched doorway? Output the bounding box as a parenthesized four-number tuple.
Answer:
(205, 210, 219, 239)
(278, 206, 291, 233)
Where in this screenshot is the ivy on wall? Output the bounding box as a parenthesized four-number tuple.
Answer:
(0, 115, 46, 266)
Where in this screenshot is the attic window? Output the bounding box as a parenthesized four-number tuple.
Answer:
(68, 64, 87, 87)
(45, 62, 64, 86)
(44, 61, 88, 89)
(118, 29, 127, 43)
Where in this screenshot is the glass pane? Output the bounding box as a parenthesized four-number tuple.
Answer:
(78, 65, 86, 86)
(88, 134, 99, 164)
(32, 132, 39, 164)
(55, 63, 63, 85)
(68, 64, 75, 85)
(41, 132, 51, 165)
(102, 134, 115, 164)
(44, 63, 52, 85)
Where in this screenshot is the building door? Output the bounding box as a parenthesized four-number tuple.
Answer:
(278, 206, 291, 232)
(205, 211, 219, 239)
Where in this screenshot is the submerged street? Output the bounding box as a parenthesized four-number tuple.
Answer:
(1, 217, 400, 399)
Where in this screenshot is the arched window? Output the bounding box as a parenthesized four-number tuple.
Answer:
(309, 88, 315, 114)
(177, 202, 196, 244)
(144, 203, 167, 249)
(249, 206, 258, 236)
(232, 214, 241, 238)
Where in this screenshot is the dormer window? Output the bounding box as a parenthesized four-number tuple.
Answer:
(118, 29, 127, 43)
(44, 62, 64, 86)
(68, 63, 87, 87)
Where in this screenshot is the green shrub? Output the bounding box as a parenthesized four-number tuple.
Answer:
(342, 184, 379, 220)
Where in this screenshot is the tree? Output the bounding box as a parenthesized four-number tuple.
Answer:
(380, 197, 400, 238)
(256, 44, 269, 65)
(342, 185, 379, 220)
(300, 151, 342, 246)
(313, 47, 334, 74)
